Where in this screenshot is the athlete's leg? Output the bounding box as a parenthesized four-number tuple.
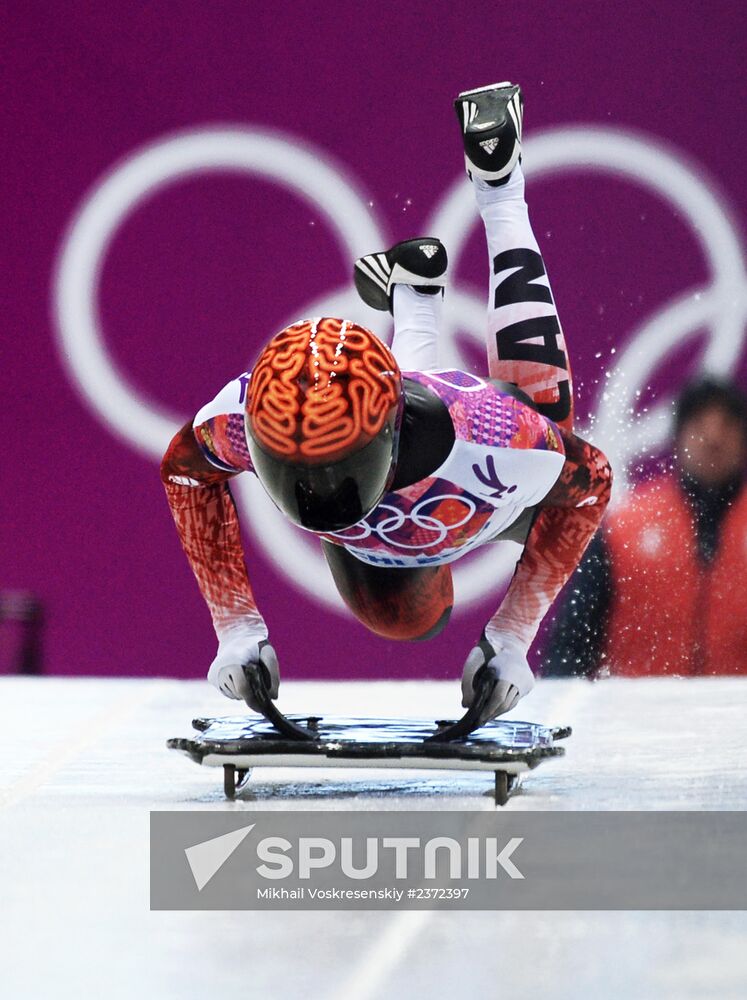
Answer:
(390, 285, 442, 370)
(354, 238, 447, 372)
(322, 541, 453, 641)
(475, 164, 574, 433)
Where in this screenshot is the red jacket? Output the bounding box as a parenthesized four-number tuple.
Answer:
(605, 476, 747, 675)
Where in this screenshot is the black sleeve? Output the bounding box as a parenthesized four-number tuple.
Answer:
(539, 532, 613, 677)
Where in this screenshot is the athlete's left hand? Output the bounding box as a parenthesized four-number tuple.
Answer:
(460, 631, 535, 724)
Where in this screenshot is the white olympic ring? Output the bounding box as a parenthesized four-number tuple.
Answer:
(53, 123, 747, 615)
(53, 128, 384, 454)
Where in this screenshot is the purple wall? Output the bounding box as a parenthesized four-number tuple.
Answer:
(5, 2, 746, 681)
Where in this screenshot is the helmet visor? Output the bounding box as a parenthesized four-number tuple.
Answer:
(247, 417, 396, 532)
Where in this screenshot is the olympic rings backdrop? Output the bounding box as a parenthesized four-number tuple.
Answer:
(5, 2, 745, 679)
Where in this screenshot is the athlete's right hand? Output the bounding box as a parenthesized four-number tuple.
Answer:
(207, 633, 280, 713)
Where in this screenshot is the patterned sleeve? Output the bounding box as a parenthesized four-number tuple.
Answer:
(160, 373, 267, 643)
(486, 430, 613, 651)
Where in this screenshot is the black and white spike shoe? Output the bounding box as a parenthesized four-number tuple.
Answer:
(354, 237, 448, 313)
(454, 82, 523, 186)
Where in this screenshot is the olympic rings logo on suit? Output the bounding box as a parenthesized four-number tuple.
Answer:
(331, 494, 478, 550)
(53, 124, 747, 612)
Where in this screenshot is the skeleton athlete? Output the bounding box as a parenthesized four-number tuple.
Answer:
(161, 83, 613, 722)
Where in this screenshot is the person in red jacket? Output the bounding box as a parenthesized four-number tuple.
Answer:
(544, 378, 747, 676)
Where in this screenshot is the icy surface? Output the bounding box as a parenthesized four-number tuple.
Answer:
(1, 676, 746, 999)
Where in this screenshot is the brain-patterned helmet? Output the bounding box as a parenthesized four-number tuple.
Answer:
(245, 317, 403, 531)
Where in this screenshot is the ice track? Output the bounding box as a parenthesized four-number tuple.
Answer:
(1, 676, 746, 999)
